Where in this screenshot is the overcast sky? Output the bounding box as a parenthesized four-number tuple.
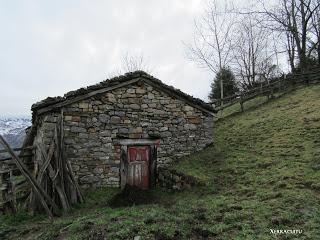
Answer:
(0, 0, 215, 117)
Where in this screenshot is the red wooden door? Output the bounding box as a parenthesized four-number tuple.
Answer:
(127, 146, 150, 189)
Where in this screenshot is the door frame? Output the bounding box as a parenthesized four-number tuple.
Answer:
(118, 139, 159, 189)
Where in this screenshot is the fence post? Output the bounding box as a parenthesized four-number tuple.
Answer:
(0, 173, 3, 207)
(9, 170, 17, 213)
(270, 84, 274, 99)
(305, 71, 310, 85)
(240, 93, 244, 112)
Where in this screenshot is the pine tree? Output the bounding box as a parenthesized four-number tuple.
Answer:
(209, 68, 238, 101)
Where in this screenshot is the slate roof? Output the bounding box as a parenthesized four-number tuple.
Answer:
(32, 71, 215, 114)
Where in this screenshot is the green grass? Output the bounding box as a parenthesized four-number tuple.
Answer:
(219, 92, 284, 118)
(1, 84, 320, 239)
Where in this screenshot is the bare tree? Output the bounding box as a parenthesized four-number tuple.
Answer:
(285, 30, 297, 71)
(107, 52, 151, 78)
(121, 52, 150, 73)
(310, 0, 320, 64)
(186, 0, 236, 100)
(232, 14, 272, 89)
(258, 0, 320, 70)
(258, 58, 282, 83)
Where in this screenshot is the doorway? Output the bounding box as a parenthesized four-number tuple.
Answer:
(118, 139, 158, 189)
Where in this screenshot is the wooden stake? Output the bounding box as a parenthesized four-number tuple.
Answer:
(67, 160, 84, 203)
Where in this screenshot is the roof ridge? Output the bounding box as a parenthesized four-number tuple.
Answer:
(32, 71, 149, 110)
(31, 71, 215, 114)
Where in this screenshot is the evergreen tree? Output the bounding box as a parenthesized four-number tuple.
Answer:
(209, 68, 238, 101)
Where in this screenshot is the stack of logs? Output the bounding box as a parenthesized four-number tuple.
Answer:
(0, 112, 84, 218)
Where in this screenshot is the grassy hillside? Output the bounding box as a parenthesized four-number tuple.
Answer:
(1, 84, 320, 239)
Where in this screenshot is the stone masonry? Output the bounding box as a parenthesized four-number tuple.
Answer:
(32, 74, 214, 188)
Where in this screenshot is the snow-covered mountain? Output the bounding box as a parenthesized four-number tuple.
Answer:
(0, 117, 31, 148)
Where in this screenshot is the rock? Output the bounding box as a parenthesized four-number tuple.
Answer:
(188, 117, 202, 124)
(184, 105, 193, 111)
(141, 122, 149, 127)
(119, 128, 129, 134)
(65, 115, 72, 121)
(87, 127, 96, 133)
(98, 114, 110, 123)
(161, 131, 172, 137)
(93, 168, 104, 174)
(147, 93, 154, 99)
(100, 130, 111, 136)
(122, 93, 136, 98)
(71, 126, 86, 133)
(79, 103, 89, 109)
(106, 93, 116, 103)
(79, 133, 89, 138)
(130, 127, 143, 134)
(166, 104, 176, 108)
(124, 119, 131, 124)
(128, 99, 139, 104)
(80, 175, 100, 183)
(160, 127, 168, 132)
(136, 88, 146, 94)
(126, 88, 136, 94)
(141, 104, 148, 109)
(114, 111, 125, 117)
(184, 124, 197, 130)
(110, 116, 121, 124)
(129, 104, 140, 110)
(72, 116, 81, 122)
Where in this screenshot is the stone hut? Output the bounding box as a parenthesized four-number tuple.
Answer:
(29, 71, 215, 189)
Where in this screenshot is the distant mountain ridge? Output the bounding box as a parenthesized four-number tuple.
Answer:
(0, 117, 31, 148)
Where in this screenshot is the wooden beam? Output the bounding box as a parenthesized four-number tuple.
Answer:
(120, 145, 128, 190)
(0, 146, 33, 154)
(149, 146, 157, 188)
(36, 141, 55, 184)
(0, 154, 33, 162)
(117, 139, 161, 146)
(67, 160, 84, 203)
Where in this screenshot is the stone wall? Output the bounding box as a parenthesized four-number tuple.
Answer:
(33, 81, 213, 188)
(157, 167, 201, 190)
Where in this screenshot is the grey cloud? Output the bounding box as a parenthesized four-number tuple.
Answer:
(0, 0, 211, 117)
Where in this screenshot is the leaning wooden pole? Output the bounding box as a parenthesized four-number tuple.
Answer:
(0, 135, 60, 218)
(28, 111, 84, 215)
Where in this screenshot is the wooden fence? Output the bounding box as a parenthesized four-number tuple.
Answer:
(0, 118, 84, 217)
(212, 67, 320, 112)
(0, 146, 33, 212)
